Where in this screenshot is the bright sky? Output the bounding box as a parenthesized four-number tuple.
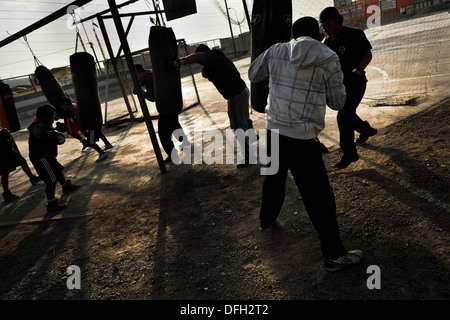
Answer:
(0, 0, 333, 79)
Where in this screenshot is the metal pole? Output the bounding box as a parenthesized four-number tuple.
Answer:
(107, 0, 166, 174)
(224, 0, 237, 57)
(97, 16, 135, 120)
(76, 0, 139, 25)
(0, 0, 93, 48)
(242, 0, 251, 30)
(229, 8, 244, 52)
(115, 15, 135, 58)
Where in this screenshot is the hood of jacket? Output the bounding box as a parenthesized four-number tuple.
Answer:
(27, 118, 41, 132)
(287, 36, 338, 68)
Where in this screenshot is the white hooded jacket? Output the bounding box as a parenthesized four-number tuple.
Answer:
(248, 36, 346, 140)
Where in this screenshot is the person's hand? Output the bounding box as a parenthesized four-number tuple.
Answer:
(351, 68, 366, 81)
(54, 132, 66, 145)
(169, 58, 181, 70)
(55, 122, 66, 133)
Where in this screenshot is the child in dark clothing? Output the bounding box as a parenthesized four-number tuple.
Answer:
(27, 104, 79, 212)
(59, 96, 112, 162)
(0, 128, 40, 202)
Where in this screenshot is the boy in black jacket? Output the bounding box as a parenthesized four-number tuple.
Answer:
(27, 104, 79, 212)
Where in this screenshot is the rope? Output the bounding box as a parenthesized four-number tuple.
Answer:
(23, 35, 42, 67)
(71, 11, 86, 53)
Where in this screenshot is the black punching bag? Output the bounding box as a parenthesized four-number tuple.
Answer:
(149, 26, 183, 115)
(34, 65, 71, 119)
(70, 52, 103, 130)
(251, 0, 292, 113)
(0, 81, 21, 132)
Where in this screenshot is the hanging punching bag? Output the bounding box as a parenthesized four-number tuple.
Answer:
(251, 0, 292, 113)
(0, 81, 21, 132)
(149, 26, 183, 115)
(70, 52, 103, 130)
(34, 65, 71, 119)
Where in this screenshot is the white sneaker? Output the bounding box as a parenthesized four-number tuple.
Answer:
(324, 249, 363, 272)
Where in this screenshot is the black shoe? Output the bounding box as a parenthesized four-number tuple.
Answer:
(356, 124, 378, 144)
(62, 180, 80, 193)
(334, 154, 359, 169)
(46, 199, 67, 213)
(30, 175, 41, 186)
(3, 191, 19, 202)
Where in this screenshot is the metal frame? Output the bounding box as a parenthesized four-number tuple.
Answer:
(0, 0, 169, 173)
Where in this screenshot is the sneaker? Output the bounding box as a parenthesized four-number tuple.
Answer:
(81, 139, 89, 151)
(103, 144, 113, 151)
(164, 156, 172, 163)
(47, 199, 67, 213)
(3, 192, 19, 202)
(62, 180, 80, 193)
(334, 154, 359, 169)
(324, 250, 363, 272)
(30, 175, 41, 186)
(96, 153, 108, 162)
(356, 124, 378, 144)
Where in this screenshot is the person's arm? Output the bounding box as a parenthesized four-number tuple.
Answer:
(175, 52, 206, 67)
(358, 50, 372, 71)
(248, 50, 270, 83)
(71, 107, 79, 123)
(355, 29, 372, 73)
(10, 136, 21, 155)
(33, 123, 55, 142)
(325, 60, 347, 111)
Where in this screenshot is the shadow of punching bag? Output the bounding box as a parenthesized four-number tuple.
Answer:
(251, 0, 292, 113)
(70, 52, 103, 130)
(0, 81, 21, 132)
(34, 65, 71, 119)
(149, 26, 183, 115)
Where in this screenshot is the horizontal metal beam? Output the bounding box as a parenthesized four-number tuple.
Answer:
(75, 0, 140, 24)
(100, 10, 164, 20)
(0, 0, 93, 49)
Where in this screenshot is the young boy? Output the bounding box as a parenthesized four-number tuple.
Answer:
(0, 128, 40, 202)
(59, 96, 112, 162)
(27, 104, 79, 212)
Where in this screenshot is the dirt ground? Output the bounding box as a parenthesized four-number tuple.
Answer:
(0, 82, 449, 310)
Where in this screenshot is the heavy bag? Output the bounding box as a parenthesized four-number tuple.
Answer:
(34, 65, 71, 119)
(0, 81, 21, 132)
(149, 26, 183, 115)
(251, 0, 292, 113)
(70, 52, 103, 130)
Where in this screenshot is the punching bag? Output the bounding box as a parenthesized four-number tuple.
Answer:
(0, 81, 21, 132)
(149, 26, 183, 115)
(251, 0, 292, 113)
(70, 52, 103, 130)
(34, 65, 71, 119)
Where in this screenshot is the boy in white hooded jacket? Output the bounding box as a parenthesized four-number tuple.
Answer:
(249, 17, 362, 272)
